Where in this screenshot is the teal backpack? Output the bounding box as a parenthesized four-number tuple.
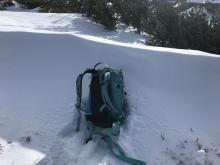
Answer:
(75, 63, 145, 165)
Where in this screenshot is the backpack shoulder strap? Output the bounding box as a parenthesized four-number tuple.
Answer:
(75, 68, 95, 131)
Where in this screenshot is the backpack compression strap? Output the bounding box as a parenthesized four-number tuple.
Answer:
(75, 68, 95, 131)
(103, 135, 146, 165)
(92, 132, 146, 165)
(100, 70, 125, 136)
(99, 71, 146, 165)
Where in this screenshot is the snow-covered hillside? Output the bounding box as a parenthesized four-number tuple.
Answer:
(0, 11, 220, 165)
(0, 11, 148, 45)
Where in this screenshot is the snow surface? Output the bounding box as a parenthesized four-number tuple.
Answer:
(0, 11, 148, 46)
(0, 11, 220, 165)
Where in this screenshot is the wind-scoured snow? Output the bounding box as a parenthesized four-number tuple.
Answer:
(0, 11, 220, 165)
(0, 11, 148, 46)
(0, 11, 213, 56)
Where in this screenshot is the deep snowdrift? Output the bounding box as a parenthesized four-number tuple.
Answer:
(0, 11, 220, 165)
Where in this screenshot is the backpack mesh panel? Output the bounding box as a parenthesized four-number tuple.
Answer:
(86, 71, 114, 128)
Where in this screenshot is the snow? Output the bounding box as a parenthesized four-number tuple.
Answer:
(0, 11, 220, 165)
(0, 11, 148, 46)
(181, 6, 213, 22)
(194, 150, 206, 165)
(5, 1, 25, 12)
(0, 138, 45, 165)
(5, 1, 41, 12)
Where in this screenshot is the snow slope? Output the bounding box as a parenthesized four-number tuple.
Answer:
(0, 11, 148, 45)
(0, 11, 220, 165)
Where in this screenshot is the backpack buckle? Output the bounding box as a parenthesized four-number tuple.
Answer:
(112, 122, 120, 136)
